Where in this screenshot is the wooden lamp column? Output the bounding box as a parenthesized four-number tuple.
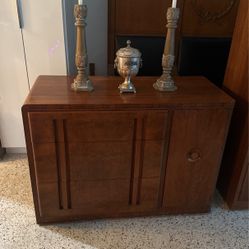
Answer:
(71, 4, 94, 92)
(154, 7, 180, 92)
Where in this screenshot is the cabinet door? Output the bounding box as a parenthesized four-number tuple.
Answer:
(28, 112, 137, 216)
(163, 109, 231, 211)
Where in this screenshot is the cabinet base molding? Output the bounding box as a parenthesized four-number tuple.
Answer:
(37, 206, 210, 225)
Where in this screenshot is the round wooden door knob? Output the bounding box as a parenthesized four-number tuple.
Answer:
(187, 150, 201, 163)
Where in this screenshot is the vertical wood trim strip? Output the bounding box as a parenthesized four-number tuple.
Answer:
(129, 118, 137, 205)
(63, 120, 72, 209)
(157, 111, 174, 208)
(133, 116, 144, 205)
(53, 120, 63, 210)
(54, 119, 71, 210)
(136, 116, 146, 205)
(28, 114, 43, 217)
(129, 114, 144, 205)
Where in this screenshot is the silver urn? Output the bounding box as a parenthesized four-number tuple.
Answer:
(114, 40, 142, 93)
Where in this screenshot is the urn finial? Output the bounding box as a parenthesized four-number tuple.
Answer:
(127, 40, 131, 47)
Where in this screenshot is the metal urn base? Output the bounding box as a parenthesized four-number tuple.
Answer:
(118, 79, 136, 93)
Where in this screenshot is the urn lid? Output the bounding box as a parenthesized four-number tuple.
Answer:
(116, 40, 141, 58)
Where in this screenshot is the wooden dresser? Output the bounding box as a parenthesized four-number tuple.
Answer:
(22, 76, 234, 224)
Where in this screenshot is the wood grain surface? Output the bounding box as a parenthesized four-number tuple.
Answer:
(22, 76, 234, 224)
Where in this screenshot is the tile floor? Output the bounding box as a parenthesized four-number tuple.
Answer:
(0, 154, 248, 249)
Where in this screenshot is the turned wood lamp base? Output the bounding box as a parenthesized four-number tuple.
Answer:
(72, 79, 94, 92)
(72, 4, 94, 92)
(154, 7, 180, 92)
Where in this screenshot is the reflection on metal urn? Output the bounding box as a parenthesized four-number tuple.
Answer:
(115, 41, 142, 93)
(72, 4, 94, 92)
(154, 8, 180, 92)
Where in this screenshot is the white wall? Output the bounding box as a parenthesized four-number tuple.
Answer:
(22, 0, 67, 86)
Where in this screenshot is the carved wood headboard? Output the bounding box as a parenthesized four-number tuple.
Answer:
(108, 0, 239, 77)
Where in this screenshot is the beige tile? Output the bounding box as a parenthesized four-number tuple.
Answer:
(0, 154, 248, 249)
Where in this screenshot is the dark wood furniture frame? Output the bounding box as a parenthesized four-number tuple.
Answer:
(217, 0, 248, 209)
(108, 0, 239, 74)
(22, 76, 234, 224)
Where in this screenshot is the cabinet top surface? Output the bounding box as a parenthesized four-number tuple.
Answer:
(23, 76, 234, 111)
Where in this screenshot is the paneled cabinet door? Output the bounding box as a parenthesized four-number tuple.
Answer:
(163, 109, 231, 212)
(28, 112, 137, 217)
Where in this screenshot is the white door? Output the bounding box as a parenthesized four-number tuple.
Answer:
(0, 0, 30, 148)
(21, 0, 67, 86)
(0, 0, 67, 148)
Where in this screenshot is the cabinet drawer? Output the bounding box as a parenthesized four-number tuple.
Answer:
(69, 141, 133, 180)
(32, 141, 134, 183)
(28, 112, 137, 143)
(28, 111, 169, 143)
(71, 179, 130, 208)
(66, 113, 136, 142)
(36, 180, 131, 216)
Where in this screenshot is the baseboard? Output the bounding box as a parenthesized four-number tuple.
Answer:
(6, 147, 27, 154)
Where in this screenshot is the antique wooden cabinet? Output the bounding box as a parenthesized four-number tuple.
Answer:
(22, 76, 234, 224)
